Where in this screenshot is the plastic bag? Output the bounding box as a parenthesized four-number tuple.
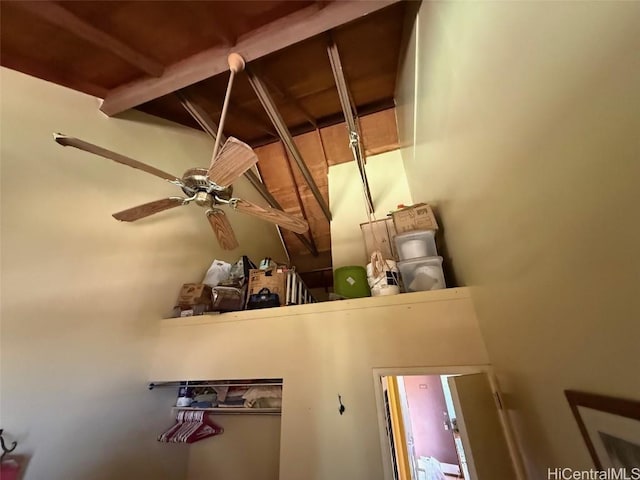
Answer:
(226, 256, 256, 287)
(202, 259, 232, 287)
(366, 251, 400, 296)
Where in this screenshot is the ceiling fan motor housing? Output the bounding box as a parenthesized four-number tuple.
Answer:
(181, 168, 233, 205)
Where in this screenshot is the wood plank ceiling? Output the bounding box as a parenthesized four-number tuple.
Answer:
(1, 0, 405, 275)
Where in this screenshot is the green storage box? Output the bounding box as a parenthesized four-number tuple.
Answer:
(334, 266, 371, 299)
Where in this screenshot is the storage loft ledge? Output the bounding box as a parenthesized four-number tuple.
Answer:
(161, 288, 471, 327)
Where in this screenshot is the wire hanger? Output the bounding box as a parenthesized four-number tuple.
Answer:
(0, 429, 17, 461)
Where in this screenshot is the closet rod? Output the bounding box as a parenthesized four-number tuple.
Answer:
(148, 381, 283, 390)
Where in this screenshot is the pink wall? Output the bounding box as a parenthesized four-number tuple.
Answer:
(403, 375, 458, 465)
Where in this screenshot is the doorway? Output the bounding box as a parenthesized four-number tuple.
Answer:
(382, 374, 469, 480)
(373, 367, 525, 480)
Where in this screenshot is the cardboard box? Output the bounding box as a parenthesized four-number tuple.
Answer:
(360, 218, 398, 261)
(247, 268, 289, 306)
(392, 203, 439, 234)
(177, 283, 212, 307)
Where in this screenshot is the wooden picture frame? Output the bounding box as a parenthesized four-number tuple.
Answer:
(565, 390, 640, 469)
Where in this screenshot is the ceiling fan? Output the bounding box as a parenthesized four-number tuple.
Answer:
(53, 54, 308, 251)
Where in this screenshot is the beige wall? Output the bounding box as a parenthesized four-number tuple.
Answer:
(0, 68, 285, 480)
(150, 288, 489, 480)
(329, 150, 412, 268)
(396, 2, 640, 477)
(188, 415, 281, 480)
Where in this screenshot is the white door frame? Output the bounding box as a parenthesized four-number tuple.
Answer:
(372, 365, 527, 480)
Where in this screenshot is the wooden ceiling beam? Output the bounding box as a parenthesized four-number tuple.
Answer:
(14, 1, 164, 77)
(250, 98, 395, 148)
(175, 89, 220, 139)
(326, 32, 359, 117)
(260, 74, 318, 129)
(327, 38, 374, 213)
(1, 51, 108, 98)
(207, 14, 237, 47)
(100, 0, 400, 116)
(228, 101, 278, 138)
(247, 68, 332, 223)
(177, 89, 276, 138)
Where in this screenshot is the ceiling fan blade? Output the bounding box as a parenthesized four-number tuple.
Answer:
(113, 197, 187, 222)
(54, 133, 181, 182)
(207, 137, 258, 187)
(206, 209, 239, 251)
(232, 199, 309, 234)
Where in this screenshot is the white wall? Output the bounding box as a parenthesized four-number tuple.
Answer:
(329, 150, 412, 268)
(0, 68, 286, 479)
(396, 2, 640, 477)
(149, 288, 489, 480)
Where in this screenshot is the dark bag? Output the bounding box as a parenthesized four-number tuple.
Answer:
(211, 286, 245, 312)
(246, 288, 280, 310)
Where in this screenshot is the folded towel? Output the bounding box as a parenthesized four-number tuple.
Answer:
(247, 397, 282, 409)
(243, 386, 282, 401)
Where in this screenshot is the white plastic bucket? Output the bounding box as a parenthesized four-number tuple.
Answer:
(371, 284, 401, 296)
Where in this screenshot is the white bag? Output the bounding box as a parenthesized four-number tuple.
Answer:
(366, 251, 400, 296)
(202, 259, 232, 287)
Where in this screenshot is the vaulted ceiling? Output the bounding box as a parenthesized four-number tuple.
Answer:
(1, 0, 406, 278)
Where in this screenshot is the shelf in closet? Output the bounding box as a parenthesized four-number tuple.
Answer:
(149, 379, 282, 390)
(153, 378, 283, 416)
(172, 406, 281, 415)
